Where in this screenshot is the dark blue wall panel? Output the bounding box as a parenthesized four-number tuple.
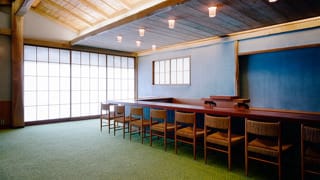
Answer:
(240, 47, 320, 112)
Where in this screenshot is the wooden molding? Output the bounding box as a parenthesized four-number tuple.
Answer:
(238, 43, 320, 56)
(16, 0, 36, 16)
(234, 40, 239, 96)
(137, 16, 320, 56)
(71, 0, 188, 45)
(24, 38, 71, 49)
(0, 28, 11, 35)
(24, 38, 137, 57)
(250, 107, 320, 116)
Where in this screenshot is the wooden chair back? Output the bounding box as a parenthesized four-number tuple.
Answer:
(150, 109, 167, 120)
(175, 111, 195, 124)
(303, 125, 320, 143)
(205, 114, 230, 130)
(246, 119, 280, 137)
(130, 107, 143, 120)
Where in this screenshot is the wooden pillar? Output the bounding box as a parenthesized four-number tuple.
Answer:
(11, 1, 25, 127)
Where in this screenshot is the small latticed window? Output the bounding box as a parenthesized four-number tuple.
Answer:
(153, 56, 190, 85)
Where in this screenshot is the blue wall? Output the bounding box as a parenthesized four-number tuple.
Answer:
(239, 47, 320, 112)
(138, 42, 236, 98)
(138, 27, 320, 112)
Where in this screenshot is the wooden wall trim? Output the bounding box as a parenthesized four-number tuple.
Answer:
(250, 107, 320, 116)
(0, 101, 11, 128)
(0, 28, 11, 35)
(137, 16, 320, 56)
(234, 40, 239, 96)
(238, 43, 320, 56)
(24, 38, 137, 57)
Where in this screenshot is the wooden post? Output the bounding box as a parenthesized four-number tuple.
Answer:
(11, 1, 25, 127)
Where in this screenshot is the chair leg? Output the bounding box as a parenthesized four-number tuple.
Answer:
(150, 129, 152, 146)
(108, 120, 110, 134)
(130, 124, 132, 141)
(245, 150, 248, 176)
(141, 127, 144, 144)
(204, 141, 207, 164)
(164, 133, 167, 151)
(122, 122, 125, 139)
(100, 118, 102, 132)
(228, 145, 231, 170)
(278, 157, 281, 180)
(193, 138, 196, 160)
(113, 121, 116, 136)
(175, 135, 178, 154)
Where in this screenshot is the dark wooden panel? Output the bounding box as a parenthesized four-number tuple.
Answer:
(0, 101, 11, 128)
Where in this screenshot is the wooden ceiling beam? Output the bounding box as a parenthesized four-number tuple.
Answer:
(31, 0, 41, 8)
(15, 0, 37, 16)
(71, 0, 189, 45)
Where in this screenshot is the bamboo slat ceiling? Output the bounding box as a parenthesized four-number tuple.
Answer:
(30, 0, 320, 53)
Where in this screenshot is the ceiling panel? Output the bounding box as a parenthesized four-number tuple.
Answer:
(29, 0, 320, 53)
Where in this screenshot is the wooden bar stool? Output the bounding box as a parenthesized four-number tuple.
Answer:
(175, 111, 204, 160)
(204, 114, 244, 170)
(149, 109, 175, 151)
(301, 124, 320, 180)
(245, 119, 292, 179)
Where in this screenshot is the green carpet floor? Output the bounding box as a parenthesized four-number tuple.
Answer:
(1, 120, 279, 179)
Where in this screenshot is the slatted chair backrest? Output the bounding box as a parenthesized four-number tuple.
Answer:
(205, 114, 230, 130)
(303, 125, 320, 143)
(175, 111, 195, 124)
(246, 119, 280, 137)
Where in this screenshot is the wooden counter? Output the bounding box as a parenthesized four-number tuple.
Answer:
(107, 99, 320, 124)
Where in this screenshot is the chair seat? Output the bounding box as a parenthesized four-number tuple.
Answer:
(101, 113, 123, 119)
(248, 138, 292, 157)
(207, 131, 244, 146)
(130, 119, 151, 127)
(176, 127, 204, 139)
(151, 123, 175, 132)
(114, 116, 130, 123)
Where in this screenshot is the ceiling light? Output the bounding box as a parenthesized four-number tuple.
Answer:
(139, 28, 145, 37)
(269, 0, 278, 2)
(168, 19, 175, 29)
(208, 6, 217, 17)
(152, 45, 156, 51)
(117, 35, 122, 43)
(136, 40, 141, 47)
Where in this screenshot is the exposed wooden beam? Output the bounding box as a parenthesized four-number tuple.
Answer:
(24, 38, 71, 49)
(31, 0, 41, 8)
(0, 28, 11, 35)
(71, 0, 189, 45)
(12, 0, 25, 127)
(16, 0, 36, 16)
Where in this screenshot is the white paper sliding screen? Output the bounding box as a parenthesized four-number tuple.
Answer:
(24, 45, 135, 122)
